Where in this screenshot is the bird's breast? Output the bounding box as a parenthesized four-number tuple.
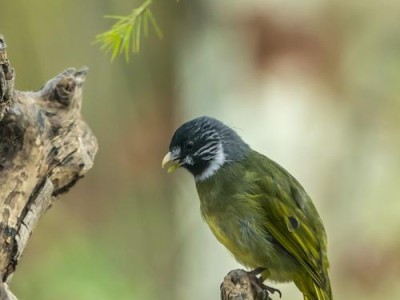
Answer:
(202, 212, 263, 268)
(197, 186, 299, 281)
(196, 175, 266, 267)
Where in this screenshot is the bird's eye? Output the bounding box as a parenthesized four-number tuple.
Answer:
(184, 141, 194, 151)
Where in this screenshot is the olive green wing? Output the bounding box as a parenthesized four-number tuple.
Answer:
(248, 152, 329, 289)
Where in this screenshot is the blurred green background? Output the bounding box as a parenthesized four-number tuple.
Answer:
(1, 0, 400, 299)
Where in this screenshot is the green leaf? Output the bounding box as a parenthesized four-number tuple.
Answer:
(111, 37, 121, 61)
(143, 10, 149, 37)
(93, 0, 167, 61)
(134, 15, 142, 53)
(146, 9, 163, 39)
(94, 0, 164, 62)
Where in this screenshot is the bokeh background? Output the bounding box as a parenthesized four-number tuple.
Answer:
(1, 0, 400, 299)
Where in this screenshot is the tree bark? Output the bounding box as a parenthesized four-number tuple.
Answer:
(220, 269, 273, 300)
(0, 35, 98, 299)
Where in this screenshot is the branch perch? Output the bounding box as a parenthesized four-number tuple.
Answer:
(221, 269, 273, 300)
(0, 35, 98, 299)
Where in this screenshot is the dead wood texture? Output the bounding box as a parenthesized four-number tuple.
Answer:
(221, 269, 273, 300)
(0, 35, 97, 299)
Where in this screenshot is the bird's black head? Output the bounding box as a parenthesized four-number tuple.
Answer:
(162, 116, 249, 181)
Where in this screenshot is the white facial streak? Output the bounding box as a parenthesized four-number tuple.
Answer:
(195, 142, 226, 182)
(171, 147, 181, 159)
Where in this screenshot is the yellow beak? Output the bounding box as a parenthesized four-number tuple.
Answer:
(161, 152, 181, 173)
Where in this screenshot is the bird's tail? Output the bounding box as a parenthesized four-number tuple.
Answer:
(294, 274, 332, 300)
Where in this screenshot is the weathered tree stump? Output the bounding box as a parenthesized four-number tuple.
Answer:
(221, 269, 274, 300)
(0, 34, 97, 299)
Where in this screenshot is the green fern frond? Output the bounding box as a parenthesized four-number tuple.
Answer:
(94, 0, 163, 62)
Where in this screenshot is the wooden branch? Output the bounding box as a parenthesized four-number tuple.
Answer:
(0, 34, 14, 120)
(220, 269, 273, 300)
(0, 282, 17, 300)
(0, 35, 98, 299)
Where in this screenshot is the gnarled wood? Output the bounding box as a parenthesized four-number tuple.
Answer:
(0, 35, 98, 299)
(0, 34, 14, 120)
(220, 269, 273, 300)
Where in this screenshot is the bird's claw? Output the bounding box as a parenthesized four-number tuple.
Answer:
(248, 268, 282, 299)
(260, 282, 282, 298)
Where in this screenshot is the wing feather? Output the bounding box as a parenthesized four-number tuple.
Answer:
(248, 152, 329, 288)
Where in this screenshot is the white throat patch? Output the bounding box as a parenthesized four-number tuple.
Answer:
(195, 143, 226, 182)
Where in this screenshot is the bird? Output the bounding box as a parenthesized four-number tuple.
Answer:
(162, 116, 332, 300)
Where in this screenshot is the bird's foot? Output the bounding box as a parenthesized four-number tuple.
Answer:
(247, 268, 282, 299)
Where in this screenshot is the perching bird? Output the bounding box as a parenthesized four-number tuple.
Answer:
(162, 116, 332, 300)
